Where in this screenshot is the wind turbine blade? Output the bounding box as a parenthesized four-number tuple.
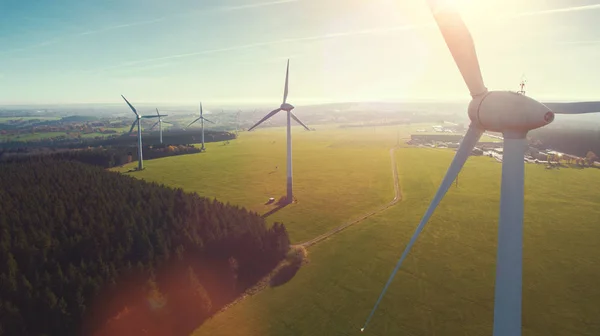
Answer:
(201, 117, 215, 124)
(188, 118, 201, 128)
(149, 121, 159, 130)
(493, 137, 526, 336)
(162, 121, 173, 125)
(290, 112, 310, 131)
(542, 101, 600, 114)
(129, 120, 138, 134)
(121, 95, 139, 116)
(362, 125, 483, 331)
(427, 1, 487, 97)
(156, 108, 160, 116)
(248, 108, 282, 131)
(141, 115, 160, 118)
(283, 59, 290, 104)
(200, 102, 203, 117)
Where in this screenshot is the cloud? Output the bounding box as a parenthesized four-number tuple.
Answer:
(76, 18, 168, 37)
(2, 0, 299, 56)
(555, 40, 600, 45)
(88, 23, 429, 74)
(220, 0, 297, 11)
(509, 3, 600, 18)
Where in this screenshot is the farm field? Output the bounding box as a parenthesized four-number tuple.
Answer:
(111, 123, 600, 335)
(112, 124, 409, 243)
(192, 147, 600, 336)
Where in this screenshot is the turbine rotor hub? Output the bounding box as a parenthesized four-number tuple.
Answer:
(468, 91, 554, 134)
(280, 103, 295, 111)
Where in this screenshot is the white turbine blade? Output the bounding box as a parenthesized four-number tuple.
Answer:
(188, 118, 202, 128)
(162, 121, 173, 125)
(121, 95, 139, 116)
(427, 1, 487, 97)
(201, 117, 215, 124)
(128, 120, 138, 134)
(493, 137, 526, 336)
(290, 112, 310, 131)
(283, 59, 290, 104)
(156, 108, 160, 116)
(200, 102, 203, 117)
(141, 115, 160, 119)
(362, 125, 483, 331)
(248, 108, 282, 131)
(149, 121, 160, 130)
(542, 101, 600, 114)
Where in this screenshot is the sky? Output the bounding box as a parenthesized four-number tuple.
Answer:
(1, 0, 600, 105)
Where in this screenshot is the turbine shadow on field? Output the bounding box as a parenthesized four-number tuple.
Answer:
(261, 196, 290, 218)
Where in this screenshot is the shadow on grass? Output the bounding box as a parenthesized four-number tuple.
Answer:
(123, 167, 143, 174)
(269, 262, 301, 288)
(261, 196, 290, 218)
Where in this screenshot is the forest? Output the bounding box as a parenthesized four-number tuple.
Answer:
(1, 144, 202, 168)
(530, 127, 600, 158)
(0, 129, 236, 150)
(0, 158, 290, 336)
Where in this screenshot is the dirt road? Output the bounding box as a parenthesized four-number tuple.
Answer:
(300, 147, 402, 248)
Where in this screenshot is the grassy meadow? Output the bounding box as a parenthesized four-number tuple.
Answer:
(191, 146, 600, 336)
(111, 123, 600, 335)
(112, 124, 413, 243)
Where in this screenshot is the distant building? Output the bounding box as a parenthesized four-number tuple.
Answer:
(411, 134, 463, 142)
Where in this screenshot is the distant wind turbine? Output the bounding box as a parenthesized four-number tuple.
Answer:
(150, 108, 172, 144)
(248, 59, 311, 203)
(122, 95, 160, 171)
(188, 102, 214, 152)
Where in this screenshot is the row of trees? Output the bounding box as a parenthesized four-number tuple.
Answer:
(1, 144, 202, 168)
(0, 129, 236, 150)
(530, 127, 600, 159)
(0, 158, 290, 335)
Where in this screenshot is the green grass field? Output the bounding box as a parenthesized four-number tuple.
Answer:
(191, 147, 600, 336)
(112, 124, 406, 243)
(112, 124, 600, 335)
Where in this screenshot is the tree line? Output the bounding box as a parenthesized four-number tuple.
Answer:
(0, 129, 236, 150)
(0, 158, 290, 336)
(1, 144, 202, 168)
(530, 127, 600, 159)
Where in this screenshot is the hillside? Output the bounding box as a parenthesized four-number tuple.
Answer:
(0, 158, 290, 336)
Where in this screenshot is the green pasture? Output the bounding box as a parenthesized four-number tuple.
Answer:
(110, 123, 599, 335)
(192, 146, 600, 336)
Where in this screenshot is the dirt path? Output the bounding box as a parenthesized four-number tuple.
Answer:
(300, 147, 402, 248)
(211, 148, 402, 317)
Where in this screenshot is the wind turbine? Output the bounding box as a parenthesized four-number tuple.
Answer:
(248, 59, 310, 203)
(362, 2, 600, 335)
(122, 95, 160, 171)
(150, 108, 171, 144)
(188, 102, 214, 152)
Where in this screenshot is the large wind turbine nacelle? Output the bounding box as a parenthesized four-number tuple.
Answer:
(281, 103, 295, 111)
(469, 91, 555, 133)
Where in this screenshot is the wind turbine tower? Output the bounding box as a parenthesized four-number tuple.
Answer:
(188, 102, 214, 152)
(121, 95, 160, 171)
(362, 2, 600, 335)
(150, 108, 171, 144)
(248, 59, 311, 203)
